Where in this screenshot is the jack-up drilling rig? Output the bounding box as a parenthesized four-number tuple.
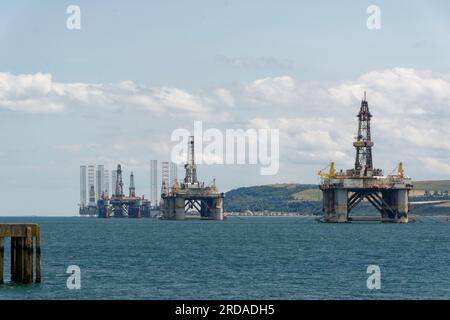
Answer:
(79, 185, 98, 216)
(319, 93, 413, 223)
(160, 136, 225, 220)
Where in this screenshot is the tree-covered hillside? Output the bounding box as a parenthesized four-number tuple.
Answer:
(224, 183, 450, 215)
(224, 184, 322, 213)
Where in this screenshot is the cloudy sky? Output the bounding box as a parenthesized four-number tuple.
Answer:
(1, 1, 450, 215)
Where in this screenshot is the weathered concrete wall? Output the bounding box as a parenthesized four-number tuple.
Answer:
(334, 189, 348, 223)
(175, 197, 186, 220)
(0, 224, 41, 284)
(211, 198, 224, 221)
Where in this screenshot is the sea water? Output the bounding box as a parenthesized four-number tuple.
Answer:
(0, 216, 449, 300)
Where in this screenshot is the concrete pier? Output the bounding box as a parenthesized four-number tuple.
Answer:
(0, 224, 41, 284)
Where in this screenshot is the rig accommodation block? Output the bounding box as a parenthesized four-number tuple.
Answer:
(160, 136, 224, 220)
(319, 93, 413, 223)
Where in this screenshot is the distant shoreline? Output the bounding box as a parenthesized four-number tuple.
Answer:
(0, 214, 448, 218)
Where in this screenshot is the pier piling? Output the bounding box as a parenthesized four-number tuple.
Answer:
(0, 224, 41, 284)
(0, 237, 3, 284)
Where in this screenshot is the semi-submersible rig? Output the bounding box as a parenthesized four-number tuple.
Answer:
(160, 136, 225, 220)
(80, 165, 151, 218)
(319, 93, 413, 223)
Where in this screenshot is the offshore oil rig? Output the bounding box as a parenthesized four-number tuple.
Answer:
(319, 93, 413, 223)
(80, 164, 151, 218)
(160, 136, 225, 220)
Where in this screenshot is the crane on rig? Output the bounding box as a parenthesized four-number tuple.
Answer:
(318, 161, 336, 179)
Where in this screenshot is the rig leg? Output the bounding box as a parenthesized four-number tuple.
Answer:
(395, 189, 409, 223)
(175, 197, 186, 220)
(335, 189, 349, 223)
(321, 189, 348, 223)
(322, 190, 334, 221)
(211, 198, 224, 220)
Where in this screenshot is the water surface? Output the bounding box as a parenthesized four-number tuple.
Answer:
(0, 216, 449, 299)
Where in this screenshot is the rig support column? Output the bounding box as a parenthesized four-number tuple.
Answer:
(321, 189, 349, 223)
(381, 191, 394, 219)
(395, 189, 409, 223)
(211, 198, 224, 221)
(335, 189, 349, 223)
(175, 197, 186, 220)
(322, 189, 334, 220)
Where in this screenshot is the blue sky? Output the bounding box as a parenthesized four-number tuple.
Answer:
(1, 1, 450, 215)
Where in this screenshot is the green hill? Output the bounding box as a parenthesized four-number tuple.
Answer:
(225, 184, 321, 213)
(412, 180, 450, 191)
(224, 181, 450, 215)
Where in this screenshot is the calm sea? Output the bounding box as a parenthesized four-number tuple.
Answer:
(0, 216, 449, 300)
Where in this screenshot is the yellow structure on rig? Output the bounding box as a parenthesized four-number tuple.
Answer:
(318, 161, 336, 179)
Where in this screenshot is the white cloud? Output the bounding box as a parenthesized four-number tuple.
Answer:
(153, 87, 211, 113)
(241, 68, 450, 175)
(328, 68, 450, 116)
(248, 116, 354, 167)
(243, 76, 299, 106)
(4, 68, 450, 182)
(420, 157, 450, 175)
(0, 72, 65, 112)
(0, 72, 226, 120)
(215, 88, 235, 107)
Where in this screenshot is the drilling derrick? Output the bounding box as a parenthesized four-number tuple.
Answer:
(184, 136, 198, 184)
(129, 172, 136, 197)
(110, 164, 127, 218)
(127, 171, 143, 218)
(115, 164, 124, 198)
(160, 136, 225, 220)
(319, 93, 413, 223)
(354, 92, 374, 176)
